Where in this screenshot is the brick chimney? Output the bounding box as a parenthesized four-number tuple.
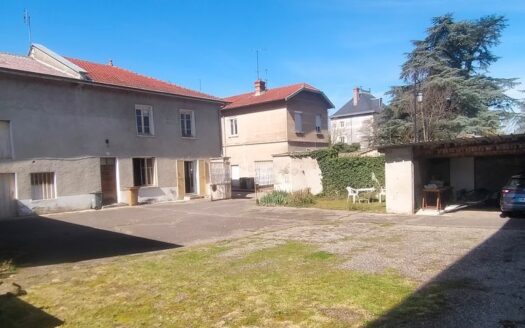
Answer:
(353, 87, 360, 106)
(254, 79, 266, 96)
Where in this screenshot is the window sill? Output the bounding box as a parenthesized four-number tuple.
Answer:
(228, 135, 239, 138)
(137, 134, 156, 138)
(181, 136, 197, 140)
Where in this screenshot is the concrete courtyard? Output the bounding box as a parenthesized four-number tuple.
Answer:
(1, 197, 524, 327)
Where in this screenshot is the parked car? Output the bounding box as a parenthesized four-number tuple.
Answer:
(500, 174, 525, 215)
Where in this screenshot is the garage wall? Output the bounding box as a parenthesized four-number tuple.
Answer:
(385, 147, 415, 214)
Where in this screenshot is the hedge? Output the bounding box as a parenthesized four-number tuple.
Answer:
(317, 156, 385, 197)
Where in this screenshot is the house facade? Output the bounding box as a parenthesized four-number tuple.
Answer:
(0, 44, 224, 217)
(330, 87, 382, 149)
(221, 80, 333, 189)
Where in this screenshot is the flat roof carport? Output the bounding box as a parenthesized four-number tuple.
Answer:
(378, 134, 525, 214)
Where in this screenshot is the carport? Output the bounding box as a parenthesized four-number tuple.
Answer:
(379, 134, 525, 214)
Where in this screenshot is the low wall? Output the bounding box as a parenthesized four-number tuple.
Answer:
(273, 155, 322, 195)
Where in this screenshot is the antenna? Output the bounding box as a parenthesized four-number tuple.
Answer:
(255, 48, 266, 80)
(23, 9, 32, 49)
(256, 50, 260, 80)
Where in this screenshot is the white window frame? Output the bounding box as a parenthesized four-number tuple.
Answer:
(30, 172, 57, 200)
(229, 117, 238, 137)
(180, 109, 196, 138)
(315, 114, 322, 133)
(294, 111, 303, 133)
(338, 135, 347, 144)
(340, 121, 345, 128)
(135, 105, 154, 136)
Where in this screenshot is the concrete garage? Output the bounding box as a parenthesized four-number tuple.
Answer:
(379, 134, 525, 214)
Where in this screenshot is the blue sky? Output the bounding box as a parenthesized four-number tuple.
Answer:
(1, 0, 524, 113)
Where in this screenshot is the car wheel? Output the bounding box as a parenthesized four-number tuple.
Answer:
(501, 211, 510, 218)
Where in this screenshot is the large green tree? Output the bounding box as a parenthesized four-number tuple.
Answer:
(375, 14, 520, 145)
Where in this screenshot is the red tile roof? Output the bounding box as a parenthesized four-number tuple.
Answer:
(0, 53, 71, 78)
(66, 58, 222, 102)
(223, 83, 328, 110)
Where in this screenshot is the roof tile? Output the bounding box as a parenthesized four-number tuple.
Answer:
(223, 83, 320, 110)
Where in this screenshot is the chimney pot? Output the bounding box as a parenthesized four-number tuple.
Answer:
(108, 59, 113, 66)
(254, 79, 266, 96)
(353, 87, 360, 106)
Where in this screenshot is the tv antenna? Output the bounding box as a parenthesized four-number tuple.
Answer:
(255, 48, 266, 80)
(23, 9, 32, 48)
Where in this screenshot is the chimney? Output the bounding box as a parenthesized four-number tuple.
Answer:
(108, 59, 113, 66)
(353, 87, 360, 106)
(254, 79, 266, 96)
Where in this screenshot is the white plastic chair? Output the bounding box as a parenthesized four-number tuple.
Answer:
(346, 187, 359, 204)
(378, 187, 386, 203)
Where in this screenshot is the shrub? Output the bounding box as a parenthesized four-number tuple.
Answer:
(258, 189, 315, 207)
(259, 190, 289, 206)
(287, 189, 315, 207)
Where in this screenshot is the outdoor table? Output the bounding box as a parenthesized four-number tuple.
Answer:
(422, 187, 451, 211)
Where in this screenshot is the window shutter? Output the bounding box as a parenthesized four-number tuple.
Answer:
(294, 112, 303, 133)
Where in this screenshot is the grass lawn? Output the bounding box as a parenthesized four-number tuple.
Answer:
(311, 198, 386, 213)
(2, 241, 444, 327)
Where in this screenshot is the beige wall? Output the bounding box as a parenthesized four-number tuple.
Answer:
(273, 155, 323, 195)
(224, 142, 289, 178)
(221, 91, 330, 181)
(385, 147, 415, 214)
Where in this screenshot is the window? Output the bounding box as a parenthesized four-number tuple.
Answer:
(133, 158, 156, 186)
(294, 112, 303, 133)
(338, 136, 347, 144)
(229, 118, 238, 136)
(0, 120, 11, 159)
(340, 121, 345, 127)
(315, 114, 322, 133)
(31, 172, 56, 200)
(180, 110, 195, 137)
(135, 105, 154, 136)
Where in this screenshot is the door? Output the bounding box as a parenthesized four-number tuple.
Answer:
(184, 161, 195, 194)
(0, 173, 16, 219)
(100, 158, 117, 205)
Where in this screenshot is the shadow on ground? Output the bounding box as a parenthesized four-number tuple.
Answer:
(0, 295, 63, 328)
(366, 210, 525, 328)
(0, 215, 180, 268)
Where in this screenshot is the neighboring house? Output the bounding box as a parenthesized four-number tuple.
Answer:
(330, 87, 382, 149)
(0, 44, 225, 217)
(221, 80, 334, 189)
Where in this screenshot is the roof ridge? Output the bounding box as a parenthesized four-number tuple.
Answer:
(224, 82, 313, 99)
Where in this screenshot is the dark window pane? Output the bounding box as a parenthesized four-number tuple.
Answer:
(136, 111, 143, 134)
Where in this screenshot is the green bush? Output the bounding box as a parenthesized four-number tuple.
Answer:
(318, 156, 385, 197)
(258, 189, 315, 207)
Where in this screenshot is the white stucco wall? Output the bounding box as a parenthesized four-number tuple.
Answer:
(384, 147, 415, 214)
(331, 114, 374, 149)
(273, 155, 323, 195)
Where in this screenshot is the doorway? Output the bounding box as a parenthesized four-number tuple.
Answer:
(100, 158, 117, 205)
(0, 173, 16, 218)
(184, 161, 195, 194)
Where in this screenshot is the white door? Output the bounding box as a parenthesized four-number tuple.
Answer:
(231, 165, 240, 189)
(0, 173, 16, 219)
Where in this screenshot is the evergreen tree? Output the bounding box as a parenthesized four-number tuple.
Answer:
(375, 14, 519, 145)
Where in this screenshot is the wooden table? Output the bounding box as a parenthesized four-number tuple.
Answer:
(422, 187, 451, 211)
